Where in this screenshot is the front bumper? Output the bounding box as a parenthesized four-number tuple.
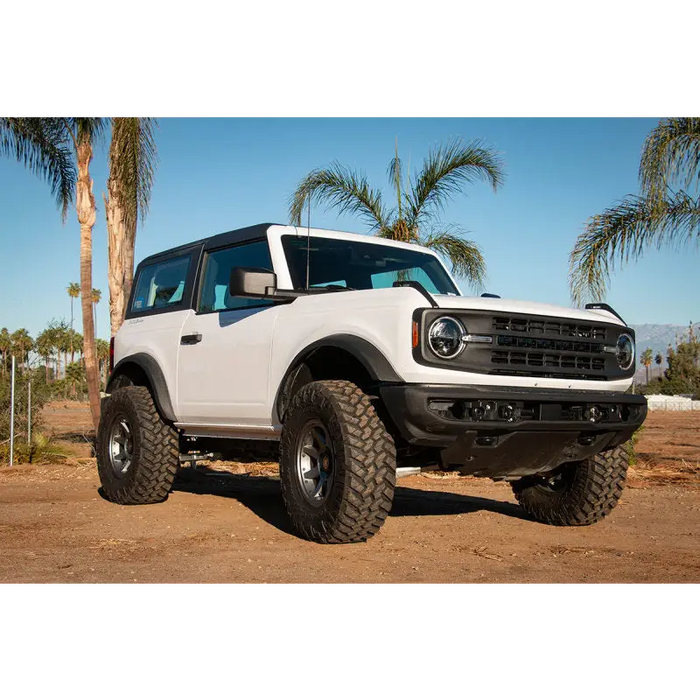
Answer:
(380, 384, 647, 478)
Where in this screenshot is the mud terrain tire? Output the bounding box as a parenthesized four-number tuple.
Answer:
(511, 446, 628, 526)
(279, 380, 396, 544)
(97, 386, 179, 505)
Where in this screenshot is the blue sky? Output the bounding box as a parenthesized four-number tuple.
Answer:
(0, 117, 697, 339)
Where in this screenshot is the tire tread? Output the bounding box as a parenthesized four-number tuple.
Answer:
(512, 446, 628, 526)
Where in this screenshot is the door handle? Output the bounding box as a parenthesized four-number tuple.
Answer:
(181, 333, 202, 345)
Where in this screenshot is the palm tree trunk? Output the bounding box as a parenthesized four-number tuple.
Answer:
(125, 230, 136, 314)
(105, 185, 129, 337)
(76, 140, 101, 430)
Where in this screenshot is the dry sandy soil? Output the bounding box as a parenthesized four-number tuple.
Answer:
(0, 403, 698, 583)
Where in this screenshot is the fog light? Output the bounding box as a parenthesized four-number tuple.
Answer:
(585, 405, 604, 423)
(500, 404, 516, 422)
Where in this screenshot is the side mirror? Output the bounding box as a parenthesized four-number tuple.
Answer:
(229, 267, 278, 298)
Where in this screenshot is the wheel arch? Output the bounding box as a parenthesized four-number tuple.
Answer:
(274, 334, 402, 424)
(106, 353, 177, 422)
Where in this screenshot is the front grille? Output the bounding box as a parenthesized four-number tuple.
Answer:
(489, 315, 611, 379)
(492, 316, 607, 339)
(492, 350, 606, 371)
(416, 308, 635, 381)
(496, 335, 604, 354)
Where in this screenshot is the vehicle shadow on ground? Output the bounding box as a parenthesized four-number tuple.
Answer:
(171, 467, 532, 535)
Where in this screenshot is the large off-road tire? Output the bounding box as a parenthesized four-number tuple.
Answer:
(511, 446, 629, 526)
(97, 386, 179, 505)
(279, 380, 396, 544)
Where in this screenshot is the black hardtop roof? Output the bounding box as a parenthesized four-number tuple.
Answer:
(138, 222, 280, 266)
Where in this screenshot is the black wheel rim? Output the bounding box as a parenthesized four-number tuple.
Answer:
(295, 420, 334, 506)
(108, 414, 133, 476)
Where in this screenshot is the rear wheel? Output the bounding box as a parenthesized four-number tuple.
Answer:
(279, 380, 396, 544)
(511, 446, 628, 526)
(97, 386, 179, 505)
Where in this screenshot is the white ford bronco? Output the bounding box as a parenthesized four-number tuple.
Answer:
(97, 223, 647, 543)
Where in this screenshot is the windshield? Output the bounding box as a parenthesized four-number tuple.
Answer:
(281, 235, 459, 295)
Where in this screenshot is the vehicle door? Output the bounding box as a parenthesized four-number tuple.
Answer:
(176, 238, 280, 427)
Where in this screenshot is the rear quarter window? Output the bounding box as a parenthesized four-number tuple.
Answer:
(131, 254, 191, 313)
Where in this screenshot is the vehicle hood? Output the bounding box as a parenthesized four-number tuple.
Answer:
(289, 287, 628, 328)
(432, 294, 627, 326)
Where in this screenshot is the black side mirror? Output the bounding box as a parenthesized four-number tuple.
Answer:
(229, 267, 277, 298)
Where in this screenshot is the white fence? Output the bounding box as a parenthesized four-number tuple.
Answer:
(646, 394, 700, 411)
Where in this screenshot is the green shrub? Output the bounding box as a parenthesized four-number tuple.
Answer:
(625, 426, 644, 467)
(0, 432, 69, 465)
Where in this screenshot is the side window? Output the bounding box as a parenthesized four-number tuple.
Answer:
(131, 254, 190, 313)
(198, 239, 274, 313)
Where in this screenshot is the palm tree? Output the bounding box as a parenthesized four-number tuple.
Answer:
(92, 288, 102, 338)
(0, 327, 10, 377)
(1, 118, 105, 429)
(10, 329, 34, 374)
(35, 329, 55, 383)
(640, 348, 653, 384)
(66, 282, 80, 362)
(104, 118, 159, 336)
(654, 351, 664, 380)
(67, 282, 80, 325)
(570, 118, 700, 305)
(57, 324, 72, 388)
(65, 361, 86, 400)
(288, 138, 505, 287)
(73, 332, 84, 362)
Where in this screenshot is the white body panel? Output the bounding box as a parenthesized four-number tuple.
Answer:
(113, 225, 634, 435)
(176, 306, 280, 428)
(115, 310, 189, 400)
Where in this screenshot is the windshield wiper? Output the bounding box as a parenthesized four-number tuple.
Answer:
(392, 280, 438, 308)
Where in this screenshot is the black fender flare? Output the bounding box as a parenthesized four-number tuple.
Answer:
(274, 334, 402, 420)
(106, 353, 177, 422)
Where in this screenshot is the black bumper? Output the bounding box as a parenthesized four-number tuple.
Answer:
(380, 384, 647, 478)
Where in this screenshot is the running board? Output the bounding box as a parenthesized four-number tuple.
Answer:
(396, 467, 422, 478)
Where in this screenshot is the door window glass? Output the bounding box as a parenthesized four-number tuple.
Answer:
(198, 239, 274, 313)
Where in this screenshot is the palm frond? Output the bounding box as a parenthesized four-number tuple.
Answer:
(288, 162, 388, 231)
(408, 138, 505, 226)
(387, 139, 406, 219)
(569, 191, 700, 306)
(0, 118, 75, 220)
(421, 226, 486, 290)
(640, 118, 700, 202)
(108, 118, 159, 233)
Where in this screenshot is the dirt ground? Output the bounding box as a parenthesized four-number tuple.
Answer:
(1, 403, 698, 583)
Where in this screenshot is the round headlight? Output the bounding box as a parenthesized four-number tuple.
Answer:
(615, 333, 635, 370)
(428, 316, 466, 359)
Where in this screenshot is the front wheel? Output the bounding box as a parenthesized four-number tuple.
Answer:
(511, 446, 629, 526)
(279, 380, 396, 544)
(97, 386, 180, 505)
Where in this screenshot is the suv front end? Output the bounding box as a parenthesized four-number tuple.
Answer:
(380, 303, 646, 478)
